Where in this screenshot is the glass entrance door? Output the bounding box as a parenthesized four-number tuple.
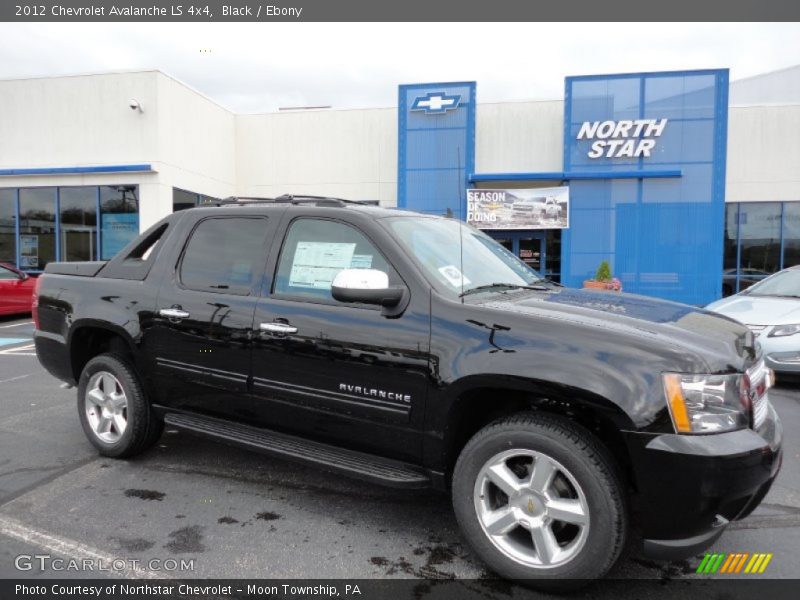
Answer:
(487, 231, 561, 283)
(518, 237, 542, 271)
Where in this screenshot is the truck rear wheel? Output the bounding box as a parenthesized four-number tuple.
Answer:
(77, 353, 163, 458)
(452, 412, 627, 588)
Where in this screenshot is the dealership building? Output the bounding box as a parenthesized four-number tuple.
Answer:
(1, 65, 798, 305)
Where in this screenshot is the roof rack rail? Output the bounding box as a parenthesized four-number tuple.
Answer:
(207, 195, 381, 208)
(274, 194, 347, 206)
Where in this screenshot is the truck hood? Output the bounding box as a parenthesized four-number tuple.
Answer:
(479, 287, 756, 371)
(706, 294, 800, 326)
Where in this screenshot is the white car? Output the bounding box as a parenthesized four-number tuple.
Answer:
(706, 265, 800, 373)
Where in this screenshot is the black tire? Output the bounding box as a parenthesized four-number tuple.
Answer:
(452, 412, 627, 589)
(77, 353, 163, 458)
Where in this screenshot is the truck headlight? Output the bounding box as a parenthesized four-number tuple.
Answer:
(768, 324, 800, 337)
(662, 373, 748, 434)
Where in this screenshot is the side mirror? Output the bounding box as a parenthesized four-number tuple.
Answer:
(331, 269, 404, 307)
(19, 272, 29, 281)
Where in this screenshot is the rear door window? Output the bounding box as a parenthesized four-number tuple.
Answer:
(179, 217, 269, 295)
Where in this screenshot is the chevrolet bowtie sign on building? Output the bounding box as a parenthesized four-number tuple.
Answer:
(398, 82, 476, 223)
(410, 91, 462, 114)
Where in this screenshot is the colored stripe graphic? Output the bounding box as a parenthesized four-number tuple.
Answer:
(711, 554, 725, 573)
(698, 552, 772, 575)
(745, 554, 759, 573)
(734, 553, 749, 573)
(696, 554, 712, 573)
(752, 554, 767, 573)
(758, 554, 773, 573)
(720, 554, 736, 573)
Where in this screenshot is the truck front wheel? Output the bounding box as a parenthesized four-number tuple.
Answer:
(452, 413, 627, 588)
(77, 353, 163, 458)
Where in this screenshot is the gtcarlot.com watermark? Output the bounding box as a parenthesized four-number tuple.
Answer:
(14, 554, 195, 573)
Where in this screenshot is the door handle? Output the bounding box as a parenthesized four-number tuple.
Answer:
(159, 308, 190, 319)
(260, 322, 298, 335)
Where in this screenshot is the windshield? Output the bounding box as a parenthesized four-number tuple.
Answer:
(746, 268, 800, 298)
(385, 216, 544, 297)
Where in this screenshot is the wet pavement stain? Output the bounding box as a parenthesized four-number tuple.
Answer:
(255, 511, 280, 521)
(426, 545, 455, 566)
(124, 489, 165, 501)
(111, 537, 155, 552)
(164, 525, 206, 554)
(385, 557, 415, 576)
(370, 544, 461, 580)
(632, 558, 695, 581)
(218, 516, 239, 524)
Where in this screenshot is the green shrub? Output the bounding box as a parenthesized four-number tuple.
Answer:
(595, 260, 612, 282)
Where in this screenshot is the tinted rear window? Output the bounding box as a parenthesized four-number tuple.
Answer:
(180, 217, 269, 294)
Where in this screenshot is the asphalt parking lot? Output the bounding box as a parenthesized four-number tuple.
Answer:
(1, 314, 798, 590)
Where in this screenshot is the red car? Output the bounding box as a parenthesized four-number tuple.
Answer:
(0, 263, 37, 316)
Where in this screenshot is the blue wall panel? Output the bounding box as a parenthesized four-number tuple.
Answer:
(398, 82, 476, 219)
(561, 70, 729, 305)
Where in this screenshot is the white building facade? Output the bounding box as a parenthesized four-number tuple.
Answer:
(0, 66, 798, 300)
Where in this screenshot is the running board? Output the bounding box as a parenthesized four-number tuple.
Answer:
(163, 412, 430, 489)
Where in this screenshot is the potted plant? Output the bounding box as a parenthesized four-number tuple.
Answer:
(583, 260, 622, 291)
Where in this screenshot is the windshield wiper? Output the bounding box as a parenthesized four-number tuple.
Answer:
(459, 282, 551, 298)
(541, 277, 564, 287)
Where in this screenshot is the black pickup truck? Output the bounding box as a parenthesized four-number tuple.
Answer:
(34, 196, 782, 586)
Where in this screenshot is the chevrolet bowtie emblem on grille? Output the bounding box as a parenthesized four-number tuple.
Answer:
(410, 91, 461, 114)
(527, 498, 535, 513)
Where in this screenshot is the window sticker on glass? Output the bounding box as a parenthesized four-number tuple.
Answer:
(350, 254, 373, 269)
(289, 241, 356, 289)
(438, 265, 471, 287)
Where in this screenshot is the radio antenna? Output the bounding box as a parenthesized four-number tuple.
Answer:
(458, 146, 465, 302)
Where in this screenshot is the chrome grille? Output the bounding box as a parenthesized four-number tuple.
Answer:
(747, 359, 770, 430)
(753, 393, 769, 430)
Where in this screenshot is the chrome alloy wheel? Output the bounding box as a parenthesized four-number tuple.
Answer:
(474, 449, 590, 568)
(84, 371, 128, 444)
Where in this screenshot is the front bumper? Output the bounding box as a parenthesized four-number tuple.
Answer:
(765, 351, 800, 373)
(752, 331, 800, 373)
(624, 401, 782, 560)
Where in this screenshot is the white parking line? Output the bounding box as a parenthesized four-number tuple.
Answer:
(0, 515, 168, 579)
(0, 373, 32, 384)
(0, 343, 36, 356)
(0, 321, 33, 329)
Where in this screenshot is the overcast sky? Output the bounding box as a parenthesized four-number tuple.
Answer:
(0, 22, 798, 112)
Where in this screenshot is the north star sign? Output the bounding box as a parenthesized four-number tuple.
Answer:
(577, 118, 668, 158)
(411, 92, 461, 114)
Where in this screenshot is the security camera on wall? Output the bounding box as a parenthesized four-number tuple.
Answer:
(128, 98, 143, 112)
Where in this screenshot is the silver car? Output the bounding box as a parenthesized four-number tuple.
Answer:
(707, 265, 800, 373)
